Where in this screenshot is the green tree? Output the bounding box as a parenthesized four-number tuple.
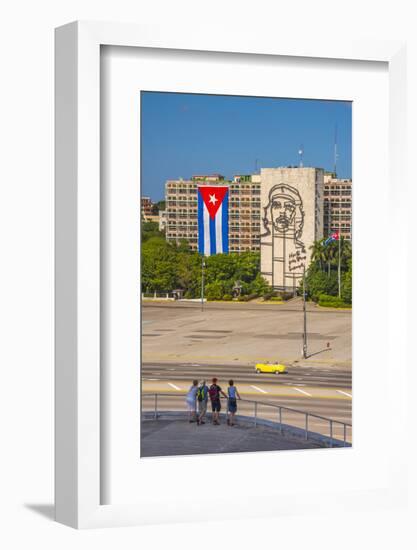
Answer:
(176, 252, 201, 297)
(249, 272, 271, 296)
(310, 240, 326, 270)
(305, 237, 352, 299)
(205, 280, 225, 300)
(324, 240, 336, 276)
(141, 237, 177, 292)
(141, 221, 164, 242)
(341, 259, 352, 304)
(304, 263, 338, 300)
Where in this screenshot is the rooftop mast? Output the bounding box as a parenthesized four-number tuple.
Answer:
(298, 145, 304, 168)
(333, 124, 339, 176)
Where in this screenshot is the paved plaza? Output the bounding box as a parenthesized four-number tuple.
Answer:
(141, 417, 323, 457)
(142, 300, 352, 368)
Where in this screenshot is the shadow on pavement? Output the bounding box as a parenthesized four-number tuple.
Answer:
(24, 503, 55, 521)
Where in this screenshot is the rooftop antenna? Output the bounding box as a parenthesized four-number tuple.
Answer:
(255, 158, 259, 173)
(298, 145, 304, 168)
(333, 124, 339, 176)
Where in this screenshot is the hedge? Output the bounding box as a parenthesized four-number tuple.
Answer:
(318, 294, 351, 308)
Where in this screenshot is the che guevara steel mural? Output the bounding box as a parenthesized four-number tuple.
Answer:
(260, 183, 307, 291)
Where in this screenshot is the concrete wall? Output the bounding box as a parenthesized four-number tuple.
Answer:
(260, 167, 324, 292)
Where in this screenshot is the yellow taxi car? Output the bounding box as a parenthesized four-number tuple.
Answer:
(255, 362, 287, 375)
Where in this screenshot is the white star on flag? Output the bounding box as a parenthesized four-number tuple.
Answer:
(208, 193, 218, 205)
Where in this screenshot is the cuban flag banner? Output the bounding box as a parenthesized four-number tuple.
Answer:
(324, 231, 340, 246)
(197, 186, 229, 256)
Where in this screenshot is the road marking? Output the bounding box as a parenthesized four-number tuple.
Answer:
(292, 387, 312, 397)
(337, 390, 352, 398)
(145, 378, 159, 381)
(250, 385, 268, 394)
(168, 382, 181, 390)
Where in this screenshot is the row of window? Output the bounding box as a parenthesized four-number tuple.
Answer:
(167, 228, 262, 234)
(324, 190, 352, 196)
(326, 202, 352, 208)
(166, 238, 260, 251)
(167, 201, 197, 204)
(230, 191, 261, 195)
(166, 182, 260, 187)
(230, 248, 260, 252)
(324, 184, 351, 189)
(324, 224, 351, 229)
(230, 199, 261, 204)
(230, 226, 259, 229)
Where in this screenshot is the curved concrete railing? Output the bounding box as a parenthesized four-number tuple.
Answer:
(142, 394, 352, 448)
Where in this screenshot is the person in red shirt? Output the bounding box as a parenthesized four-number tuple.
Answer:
(208, 377, 227, 425)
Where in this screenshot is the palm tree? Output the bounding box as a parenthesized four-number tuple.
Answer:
(340, 238, 352, 269)
(324, 241, 337, 277)
(309, 240, 327, 271)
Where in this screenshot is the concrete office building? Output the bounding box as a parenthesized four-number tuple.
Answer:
(164, 168, 349, 292)
(165, 174, 261, 252)
(229, 174, 261, 252)
(158, 210, 167, 232)
(260, 167, 324, 292)
(141, 196, 154, 218)
(323, 173, 352, 240)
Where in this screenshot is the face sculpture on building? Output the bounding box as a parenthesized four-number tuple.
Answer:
(262, 184, 305, 247)
(270, 192, 297, 232)
(261, 183, 307, 291)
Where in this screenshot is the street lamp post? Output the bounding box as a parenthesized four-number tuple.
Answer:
(302, 265, 307, 359)
(338, 233, 341, 299)
(338, 179, 342, 299)
(201, 256, 205, 312)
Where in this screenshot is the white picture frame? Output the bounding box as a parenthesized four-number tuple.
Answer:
(55, 21, 407, 529)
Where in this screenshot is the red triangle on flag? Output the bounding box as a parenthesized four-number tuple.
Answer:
(198, 186, 229, 220)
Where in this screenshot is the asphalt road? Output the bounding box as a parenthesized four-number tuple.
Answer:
(141, 361, 352, 443)
(142, 361, 351, 389)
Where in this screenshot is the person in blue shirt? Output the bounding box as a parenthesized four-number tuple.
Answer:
(227, 379, 241, 426)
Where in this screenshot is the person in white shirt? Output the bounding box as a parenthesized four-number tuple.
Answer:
(185, 379, 198, 423)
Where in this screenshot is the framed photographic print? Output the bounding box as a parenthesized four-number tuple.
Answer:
(139, 90, 353, 458)
(55, 21, 408, 528)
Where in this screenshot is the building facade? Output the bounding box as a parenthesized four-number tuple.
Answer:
(228, 174, 261, 252)
(141, 196, 154, 218)
(164, 168, 349, 291)
(323, 173, 352, 240)
(165, 174, 262, 252)
(260, 167, 324, 292)
(158, 210, 167, 232)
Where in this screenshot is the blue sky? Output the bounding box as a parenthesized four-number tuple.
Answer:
(141, 92, 352, 201)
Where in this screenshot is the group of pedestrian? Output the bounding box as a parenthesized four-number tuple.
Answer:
(186, 378, 241, 426)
